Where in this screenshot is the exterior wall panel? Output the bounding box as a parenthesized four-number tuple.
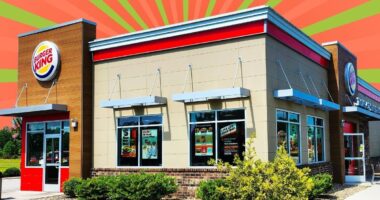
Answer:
(18, 21, 96, 190)
(93, 36, 268, 168)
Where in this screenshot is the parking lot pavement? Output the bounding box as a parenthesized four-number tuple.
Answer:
(1, 177, 62, 200)
(346, 184, 380, 200)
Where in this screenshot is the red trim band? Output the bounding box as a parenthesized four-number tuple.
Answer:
(93, 21, 265, 62)
(266, 22, 329, 68)
(93, 20, 329, 69)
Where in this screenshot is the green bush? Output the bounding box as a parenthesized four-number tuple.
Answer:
(108, 173, 177, 200)
(309, 173, 333, 199)
(196, 139, 313, 200)
(75, 176, 112, 200)
(0, 128, 12, 150)
(63, 178, 82, 198)
(3, 167, 20, 177)
(2, 141, 18, 158)
(74, 173, 178, 200)
(196, 179, 227, 200)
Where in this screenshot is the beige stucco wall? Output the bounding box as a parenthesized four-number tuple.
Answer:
(369, 121, 380, 157)
(265, 36, 331, 164)
(93, 36, 269, 168)
(93, 35, 332, 168)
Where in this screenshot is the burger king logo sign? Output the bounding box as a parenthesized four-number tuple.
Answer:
(344, 62, 357, 96)
(31, 41, 60, 81)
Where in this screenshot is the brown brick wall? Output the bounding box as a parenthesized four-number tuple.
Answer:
(299, 162, 333, 176)
(92, 164, 333, 199)
(92, 168, 227, 199)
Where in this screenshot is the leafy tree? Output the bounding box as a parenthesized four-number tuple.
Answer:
(2, 140, 19, 158)
(0, 127, 12, 149)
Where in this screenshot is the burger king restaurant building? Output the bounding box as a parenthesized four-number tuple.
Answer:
(0, 6, 379, 195)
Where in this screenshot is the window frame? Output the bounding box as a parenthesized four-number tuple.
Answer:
(275, 108, 302, 165)
(25, 120, 70, 168)
(116, 114, 163, 168)
(188, 108, 246, 167)
(306, 115, 326, 164)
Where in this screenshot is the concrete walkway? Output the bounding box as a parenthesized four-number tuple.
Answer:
(1, 177, 62, 200)
(346, 184, 380, 200)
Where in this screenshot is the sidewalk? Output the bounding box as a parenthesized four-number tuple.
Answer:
(346, 183, 380, 200)
(1, 177, 62, 200)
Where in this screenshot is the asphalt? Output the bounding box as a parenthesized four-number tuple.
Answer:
(1, 177, 62, 200)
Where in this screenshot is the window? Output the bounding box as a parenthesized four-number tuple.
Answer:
(190, 109, 245, 166)
(117, 115, 162, 166)
(26, 121, 70, 167)
(307, 116, 324, 163)
(61, 121, 70, 166)
(26, 123, 44, 166)
(276, 110, 300, 164)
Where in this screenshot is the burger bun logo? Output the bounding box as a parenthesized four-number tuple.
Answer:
(344, 62, 357, 96)
(31, 41, 60, 81)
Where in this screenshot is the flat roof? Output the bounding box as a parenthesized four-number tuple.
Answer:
(89, 6, 331, 61)
(18, 18, 96, 38)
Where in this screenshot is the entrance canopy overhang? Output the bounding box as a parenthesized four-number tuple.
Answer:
(100, 96, 167, 109)
(343, 106, 380, 120)
(172, 87, 250, 103)
(274, 89, 340, 111)
(0, 104, 68, 117)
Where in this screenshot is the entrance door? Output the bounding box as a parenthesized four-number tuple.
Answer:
(344, 133, 365, 183)
(44, 134, 61, 191)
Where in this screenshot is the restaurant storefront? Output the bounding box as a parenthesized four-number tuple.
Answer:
(0, 6, 379, 197)
(0, 19, 96, 191)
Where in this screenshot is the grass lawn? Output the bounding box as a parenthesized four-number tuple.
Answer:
(0, 159, 20, 172)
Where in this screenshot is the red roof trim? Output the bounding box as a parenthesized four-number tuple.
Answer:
(266, 22, 329, 68)
(93, 21, 265, 62)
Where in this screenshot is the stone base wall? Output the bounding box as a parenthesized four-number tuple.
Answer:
(91, 168, 227, 199)
(299, 162, 333, 176)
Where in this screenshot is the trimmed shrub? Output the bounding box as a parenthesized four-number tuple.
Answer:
(63, 178, 82, 198)
(75, 176, 112, 200)
(74, 173, 178, 200)
(3, 167, 20, 177)
(196, 179, 227, 200)
(309, 173, 333, 199)
(108, 173, 177, 200)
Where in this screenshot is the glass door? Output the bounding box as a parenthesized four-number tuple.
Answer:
(344, 133, 365, 183)
(44, 134, 61, 191)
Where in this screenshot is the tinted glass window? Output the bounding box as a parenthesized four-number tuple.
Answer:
(276, 110, 288, 121)
(27, 123, 44, 132)
(46, 122, 60, 134)
(217, 110, 244, 121)
(190, 123, 216, 166)
(118, 127, 139, 166)
(190, 112, 215, 122)
(289, 113, 299, 123)
(140, 126, 162, 166)
(61, 121, 70, 166)
(307, 116, 314, 126)
(27, 132, 43, 166)
(140, 115, 162, 125)
(316, 118, 323, 126)
(118, 117, 139, 126)
(117, 115, 163, 166)
(217, 121, 245, 164)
